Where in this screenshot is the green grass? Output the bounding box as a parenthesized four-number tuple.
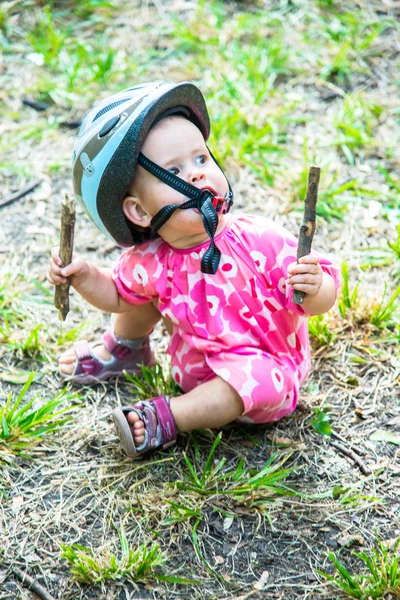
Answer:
(368, 284, 400, 330)
(319, 536, 400, 599)
(316, 17, 388, 87)
(1, 3, 120, 107)
(338, 262, 362, 320)
(0, 273, 27, 330)
(166, 3, 300, 185)
(361, 234, 400, 271)
(337, 263, 400, 330)
(333, 93, 384, 164)
(0, 273, 54, 360)
(308, 314, 337, 346)
(2, 1, 400, 595)
(1, 323, 45, 359)
(290, 168, 381, 222)
(175, 432, 296, 508)
(61, 525, 196, 586)
(124, 363, 181, 400)
(0, 372, 78, 458)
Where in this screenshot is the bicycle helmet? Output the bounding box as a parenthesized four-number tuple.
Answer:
(72, 81, 234, 274)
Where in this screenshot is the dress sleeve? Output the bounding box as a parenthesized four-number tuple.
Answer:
(237, 216, 341, 316)
(112, 243, 164, 305)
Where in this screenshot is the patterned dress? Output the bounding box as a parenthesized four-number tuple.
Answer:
(113, 214, 340, 423)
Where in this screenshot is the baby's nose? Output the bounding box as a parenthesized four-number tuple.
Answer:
(190, 170, 206, 184)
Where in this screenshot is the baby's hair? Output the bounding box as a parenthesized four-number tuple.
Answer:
(151, 113, 188, 132)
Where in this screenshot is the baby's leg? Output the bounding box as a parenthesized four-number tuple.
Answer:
(128, 376, 244, 445)
(60, 302, 162, 377)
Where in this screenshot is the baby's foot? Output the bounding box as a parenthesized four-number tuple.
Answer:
(111, 397, 176, 458)
(127, 410, 147, 446)
(59, 344, 111, 376)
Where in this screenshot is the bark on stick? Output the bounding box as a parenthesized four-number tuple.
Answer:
(11, 567, 57, 600)
(54, 193, 75, 320)
(293, 166, 321, 305)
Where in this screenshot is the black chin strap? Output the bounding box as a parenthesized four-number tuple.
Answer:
(137, 151, 233, 274)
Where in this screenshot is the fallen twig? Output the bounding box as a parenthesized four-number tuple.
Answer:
(0, 179, 41, 209)
(22, 98, 50, 112)
(293, 165, 320, 305)
(331, 430, 365, 456)
(54, 193, 76, 321)
(330, 440, 371, 476)
(11, 566, 56, 600)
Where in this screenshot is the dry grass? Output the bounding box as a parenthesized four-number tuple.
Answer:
(0, 0, 399, 598)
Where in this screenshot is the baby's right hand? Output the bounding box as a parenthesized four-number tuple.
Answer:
(46, 246, 90, 288)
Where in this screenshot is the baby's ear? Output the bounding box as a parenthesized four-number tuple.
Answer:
(123, 196, 152, 228)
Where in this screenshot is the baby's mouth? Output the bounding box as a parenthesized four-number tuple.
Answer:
(188, 187, 218, 214)
(200, 186, 217, 196)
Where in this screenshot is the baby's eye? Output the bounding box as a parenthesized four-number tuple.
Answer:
(168, 167, 180, 176)
(195, 154, 207, 166)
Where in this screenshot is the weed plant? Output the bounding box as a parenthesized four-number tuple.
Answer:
(311, 408, 333, 436)
(361, 225, 400, 274)
(0, 273, 28, 330)
(368, 284, 400, 330)
(124, 363, 181, 400)
(308, 314, 337, 346)
(338, 263, 400, 330)
(0, 273, 54, 360)
(61, 525, 195, 585)
(176, 432, 295, 507)
(319, 537, 400, 599)
(338, 262, 362, 320)
(333, 93, 384, 164)
(0, 372, 78, 458)
(316, 16, 388, 87)
(291, 168, 373, 222)
(168, 3, 297, 184)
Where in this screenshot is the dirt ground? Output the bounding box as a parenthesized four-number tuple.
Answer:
(0, 1, 400, 599)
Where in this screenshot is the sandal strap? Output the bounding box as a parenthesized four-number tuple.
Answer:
(73, 340, 104, 376)
(74, 340, 92, 360)
(121, 396, 177, 453)
(102, 329, 149, 361)
(152, 396, 177, 449)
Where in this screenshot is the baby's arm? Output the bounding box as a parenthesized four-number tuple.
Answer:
(287, 255, 336, 315)
(47, 246, 131, 313)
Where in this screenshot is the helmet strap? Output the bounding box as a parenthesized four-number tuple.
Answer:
(136, 151, 233, 274)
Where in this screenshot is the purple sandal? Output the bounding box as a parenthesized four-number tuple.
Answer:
(111, 396, 177, 458)
(60, 329, 154, 385)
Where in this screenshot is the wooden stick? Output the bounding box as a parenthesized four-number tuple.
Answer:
(54, 193, 76, 321)
(330, 440, 371, 476)
(0, 179, 41, 209)
(11, 566, 57, 600)
(293, 166, 321, 305)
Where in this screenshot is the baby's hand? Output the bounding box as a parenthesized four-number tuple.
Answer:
(46, 246, 90, 288)
(287, 255, 323, 297)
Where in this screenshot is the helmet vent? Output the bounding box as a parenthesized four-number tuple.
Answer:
(93, 98, 130, 122)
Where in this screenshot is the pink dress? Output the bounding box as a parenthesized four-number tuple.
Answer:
(113, 214, 340, 423)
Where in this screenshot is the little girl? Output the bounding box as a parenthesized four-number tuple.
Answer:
(47, 81, 340, 458)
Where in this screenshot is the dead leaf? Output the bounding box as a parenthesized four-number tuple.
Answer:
(254, 570, 269, 590)
(355, 408, 368, 420)
(337, 533, 365, 548)
(223, 517, 234, 531)
(267, 434, 294, 446)
(370, 430, 400, 445)
(12, 496, 24, 511)
(0, 371, 41, 384)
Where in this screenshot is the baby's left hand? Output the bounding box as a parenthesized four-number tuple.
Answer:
(287, 255, 323, 297)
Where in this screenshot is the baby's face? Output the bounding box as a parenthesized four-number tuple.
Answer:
(128, 116, 229, 246)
